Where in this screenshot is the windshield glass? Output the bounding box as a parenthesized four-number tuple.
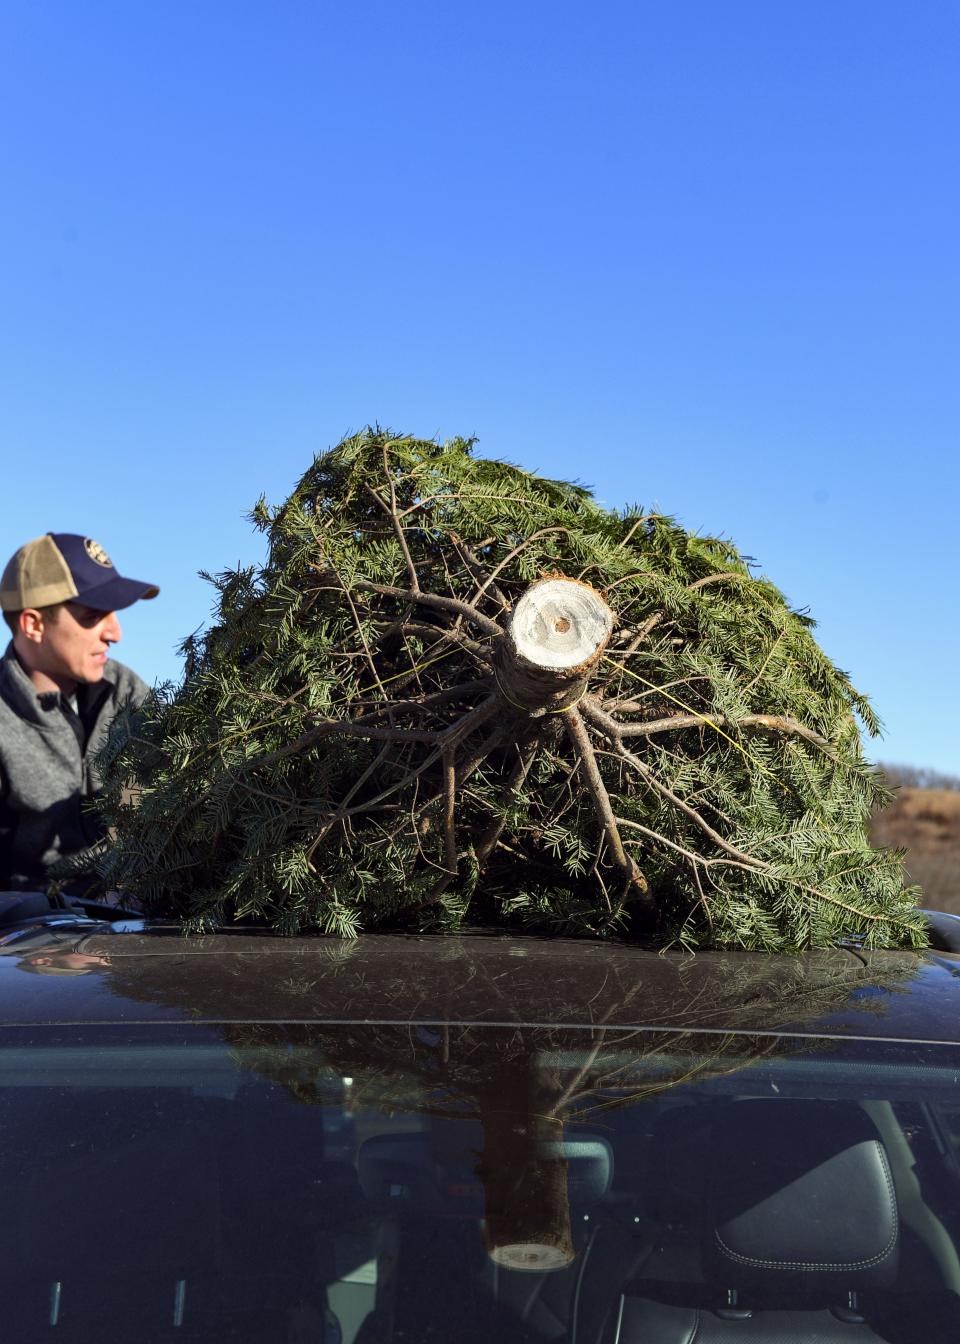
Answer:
(2, 1021, 960, 1342)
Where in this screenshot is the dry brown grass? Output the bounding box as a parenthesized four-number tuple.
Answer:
(871, 788, 960, 914)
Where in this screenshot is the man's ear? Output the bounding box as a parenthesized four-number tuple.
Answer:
(19, 609, 45, 644)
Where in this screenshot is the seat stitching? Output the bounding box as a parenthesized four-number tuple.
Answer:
(714, 1145, 898, 1272)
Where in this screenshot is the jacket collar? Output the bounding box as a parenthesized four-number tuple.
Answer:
(0, 641, 119, 728)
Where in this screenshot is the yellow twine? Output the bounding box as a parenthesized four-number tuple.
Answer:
(547, 691, 587, 715)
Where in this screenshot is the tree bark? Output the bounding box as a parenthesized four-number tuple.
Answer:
(493, 578, 614, 716)
(476, 1055, 575, 1271)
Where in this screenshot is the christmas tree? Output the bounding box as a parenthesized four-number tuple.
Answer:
(92, 428, 924, 950)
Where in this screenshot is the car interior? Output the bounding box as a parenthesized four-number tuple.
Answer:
(1, 1038, 960, 1341)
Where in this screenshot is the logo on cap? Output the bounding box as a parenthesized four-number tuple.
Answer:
(83, 538, 113, 569)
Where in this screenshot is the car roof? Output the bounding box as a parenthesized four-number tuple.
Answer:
(1, 924, 960, 1043)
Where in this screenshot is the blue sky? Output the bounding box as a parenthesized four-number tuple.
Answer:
(1, 1, 957, 771)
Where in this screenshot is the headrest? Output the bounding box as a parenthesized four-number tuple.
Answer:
(707, 1101, 898, 1290)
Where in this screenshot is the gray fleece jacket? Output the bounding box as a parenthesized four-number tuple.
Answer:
(0, 643, 149, 888)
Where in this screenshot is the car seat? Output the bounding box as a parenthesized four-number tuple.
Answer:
(615, 1099, 960, 1342)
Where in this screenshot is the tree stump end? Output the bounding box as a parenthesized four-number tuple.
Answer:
(510, 577, 614, 673)
(486, 1239, 576, 1272)
(494, 577, 614, 715)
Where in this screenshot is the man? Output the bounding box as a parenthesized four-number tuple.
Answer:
(0, 533, 159, 893)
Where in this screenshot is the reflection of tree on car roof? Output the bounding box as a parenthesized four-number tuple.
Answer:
(91, 932, 919, 1273)
(1, 929, 959, 1341)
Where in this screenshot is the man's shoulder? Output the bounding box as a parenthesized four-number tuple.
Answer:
(102, 659, 151, 708)
(0, 643, 38, 720)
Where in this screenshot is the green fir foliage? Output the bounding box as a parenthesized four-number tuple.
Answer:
(90, 429, 926, 951)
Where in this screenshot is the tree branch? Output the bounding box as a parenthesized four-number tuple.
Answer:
(604, 675, 712, 713)
(564, 707, 648, 900)
(617, 513, 663, 550)
(617, 712, 832, 751)
(306, 741, 394, 863)
(400, 621, 495, 666)
(581, 694, 832, 754)
(352, 679, 491, 723)
(474, 735, 539, 868)
(449, 532, 511, 612)
(367, 476, 421, 594)
(618, 816, 722, 868)
(580, 698, 764, 869)
(354, 580, 503, 637)
(454, 724, 509, 792)
(341, 696, 500, 820)
(469, 527, 572, 607)
(615, 609, 665, 657)
(246, 719, 449, 772)
(686, 572, 751, 592)
(442, 746, 457, 874)
(247, 694, 497, 783)
(615, 740, 763, 870)
(334, 566, 393, 709)
(617, 819, 893, 926)
(417, 723, 512, 909)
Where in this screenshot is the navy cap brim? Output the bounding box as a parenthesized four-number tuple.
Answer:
(72, 575, 160, 612)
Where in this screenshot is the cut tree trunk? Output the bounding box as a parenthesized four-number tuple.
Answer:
(476, 1058, 574, 1271)
(491, 576, 646, 901)
(493, 578, 614, 716)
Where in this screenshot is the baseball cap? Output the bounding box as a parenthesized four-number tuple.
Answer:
(0, 534, 159, 613)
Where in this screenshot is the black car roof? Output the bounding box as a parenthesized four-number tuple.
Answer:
(1, 924, 960, 1044)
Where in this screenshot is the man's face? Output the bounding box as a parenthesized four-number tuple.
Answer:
(21, 950, 112, 975)
(31, 603, 122, 685)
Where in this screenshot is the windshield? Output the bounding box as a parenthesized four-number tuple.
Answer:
(2, 1021, 960, 1342)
